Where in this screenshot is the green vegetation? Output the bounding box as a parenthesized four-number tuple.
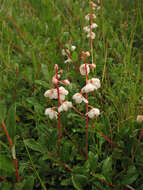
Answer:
(0, 0, 143, 189)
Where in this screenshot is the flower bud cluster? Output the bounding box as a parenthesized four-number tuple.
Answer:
(84, 1, 100, 39)
(62, 43, 76, 64)
(44, 64, 72, 119)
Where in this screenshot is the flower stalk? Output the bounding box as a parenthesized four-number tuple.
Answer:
(1, 121, 21, 186)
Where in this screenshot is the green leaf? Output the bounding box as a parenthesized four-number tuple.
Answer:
(23, 176, 34, 190)
(121, 165, 138, 185)
(1, 182, 11, 190)
(88, 151, 98, 171)
(72, 174, 88, 190)
(0, 155, 14, 173)
(35, 80, 49, 88)
(61, 178, 72, 186)
(6, 104, 16, 140)
(0, 101, 7, 122)
(24, 139, 44, 153)
(102, 157, 112, 176)
(72, 51, 78, 62)
(93, 173, 106, 181)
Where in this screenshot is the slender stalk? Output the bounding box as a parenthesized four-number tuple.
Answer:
(1, 122, 21, 185)
(83, 55, 89, 160)
(47, 152, 73, 172)
(132, 126, 143, 161)
(24, 140, 47, 190)
(90, 1, 94, 64)
(55, 65, 61, 156)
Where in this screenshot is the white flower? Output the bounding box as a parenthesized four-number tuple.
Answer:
(89, 64, 96, 68)
(85, 51, 90, 57)
(85, 14, 90, 21)
(87, 32, 96, 39)
(81, 83, 96, 93)
(91, 23, 98, 29)
(44, 86, 68, 100)
(45, 108, 58, 119)
(83, 26, 90, 33)
(72, 93, 88, 104)
(62, 49, 70, 56)
(85, 14, 96, 21)
(64, 58, 72, 63)
(136, 115, 143, 123)
(62, 49, 66, 56)
(44, 89, 58, 99)
(59, 86, 69, 95)
(80, 64, 90, 75)
(58, 101, 72, 112)
(71, 45, 76, 51)
(86, 108, 100, 118)
(87, 78, 101, 90)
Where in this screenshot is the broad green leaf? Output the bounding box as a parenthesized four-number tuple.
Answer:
(24, 139, 44, 153)
(121, 165, 138, 185)
(0, 101, 7, 122)
(61, 178, 72, 186)
(93, 173, 106, 181)
(35, 80, 49, 88)
(1, 182, 11, 190)
(6, 104, 16, 140)
(23, 176, 34, 190)
(72, 174, 88, 190)
(102, 157, 112, 176)
(88, 151, 98, 171)
(0, 155, 14, 173)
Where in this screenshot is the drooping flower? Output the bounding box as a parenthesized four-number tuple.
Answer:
(136, 115, 143, 123)
(91, 23, 98, 29)
(81, 83, 96, 93)
(45, 108, 58, 119)
(87, 32, 96, 39)
(72, 93, 88, 104)
(63, 79, 70, 85)
(80, 64, 90, 75)
(83, 26, 90, 33)
(59, 86, 69, 95)
(86, 108, 100, 118)
(44, 86, 68, 101)
(71, 45, 76, 51)
(44, 89, 58, 99)
(85, 14, 96, 21)
(58, 101, 72, 112)
(64, 58, 72, 64)
(87, 78, 101, 90)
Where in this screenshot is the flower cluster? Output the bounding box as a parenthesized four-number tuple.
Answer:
(44, 64, 72, 119)
(84, 1, 100, 39)
(72, 51, 101, 119)
(62, 43, 76, 64)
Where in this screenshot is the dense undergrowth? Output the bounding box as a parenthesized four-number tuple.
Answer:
(0, 0, 143, 189)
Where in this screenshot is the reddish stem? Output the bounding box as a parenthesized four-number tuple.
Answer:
(84, 58, 89, 160)
(48, 152, 73, 172)
(132, 126, 143, 161)
(90, 1, 93, 49)
(55, 66, 61, 156)
(1, 122, 21, 185)
(0, 176, 8, 183)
